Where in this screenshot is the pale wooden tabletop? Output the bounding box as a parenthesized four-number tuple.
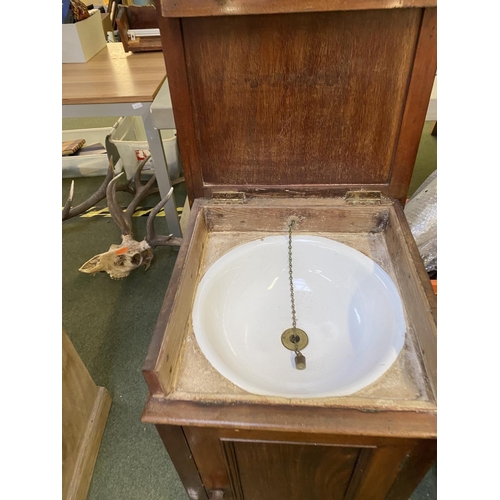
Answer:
(62, 43, 166, 105)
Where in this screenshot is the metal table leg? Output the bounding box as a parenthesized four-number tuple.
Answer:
(141, 105, 182, 238)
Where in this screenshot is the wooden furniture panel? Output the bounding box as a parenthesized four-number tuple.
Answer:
(385, 202, 437, 397)
(173, 425, 436, 500)
(228, 441, 360, 500)
(158, 0, 437, 17)
(145, 2, 438, 499)
(62, 330, 111, 500)
(183, 10, 420, 188)
(116, 5, 162, 53)
(159, 7, 436, 204)
(156, 425, 208, 500)
(389, 7, 437, 199)
(385, 439, 437, 500)
(156, 15, 204, 202)
(142, 196, 437, 499)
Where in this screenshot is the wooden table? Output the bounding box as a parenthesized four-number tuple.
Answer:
(62, 43, 181, 237)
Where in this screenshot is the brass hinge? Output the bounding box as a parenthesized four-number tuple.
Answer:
(211, 191, 247, 204)
(345, 190, 382, 205)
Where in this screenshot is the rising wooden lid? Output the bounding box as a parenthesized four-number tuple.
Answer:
(159, 2, 437, 203)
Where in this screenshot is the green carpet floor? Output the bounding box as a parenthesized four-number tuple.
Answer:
(62, 121, 437, 500)
(62, 184, 189, 499)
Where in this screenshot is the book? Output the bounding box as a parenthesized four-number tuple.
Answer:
(73, 143, 107, 156)
(62, 139, 86, 156)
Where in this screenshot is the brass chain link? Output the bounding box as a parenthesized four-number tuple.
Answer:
(288, 220, 297, 332)
(284, 219, 307, 369)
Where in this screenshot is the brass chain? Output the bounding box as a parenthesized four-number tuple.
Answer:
(284, 219, 307, 369)
(288, 220, 297, 332)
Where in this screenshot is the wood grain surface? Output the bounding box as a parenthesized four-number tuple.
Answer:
(157, 16, 204, 203)
(385, 202, 437, 399)
(63, 330, 111, 500)
(143, 200, 207, 395)
(158, 0, 437, 17)
(347, 445, 414, 499)
(390, 7, 437, 202)
(231, 440, 361, 499)
(145, 4, 438, 497)
(62, 43, 166, 104)
(170, 424, 435, 500)
(178, 9, 423, 200)
(116, 5, 162, 53)
(385, 438, 437, 500)
(143, 396, 436, 439)
(156, 425, 208, 500)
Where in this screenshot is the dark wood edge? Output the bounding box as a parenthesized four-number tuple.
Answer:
(142, 199, 204, 395)
(385, 439, 437, 500)
(221, 441, 245, 500)
(158, 0, 438, 18)
(431, 121, 437, 136)
(62, 95, 164, 105)
(155, 425, 209, 500)
(389, 7, 437, 204)
(349, 444, 422, 499)
(142, 396, 437, 439)
(392, 202, 437, 322)
(68, 387, 112, 500)
(390, 202, 437, 399)
(115, 6, 130, 52)
(343, 448, 374, 500)
(205, 183, 391, 198)
(154, 10, 204, 204)
(218, 428, 424, 448)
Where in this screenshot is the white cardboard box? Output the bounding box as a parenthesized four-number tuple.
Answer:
(62, 12, 106, 63)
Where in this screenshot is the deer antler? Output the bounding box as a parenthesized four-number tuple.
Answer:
(78, 156, 182, 279)
(106, 156, 157, 236)
(146, 188, 183, 248)
(62, 157, 134, 221)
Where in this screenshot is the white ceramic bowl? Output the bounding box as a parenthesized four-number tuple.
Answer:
(192, 235, 406, 398)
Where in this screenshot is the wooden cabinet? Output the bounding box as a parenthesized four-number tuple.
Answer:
(153, 423, 436, 500)
(63, 330, 111, 500)
(142, 202, 439, 500)
(142, 1, 437, 499)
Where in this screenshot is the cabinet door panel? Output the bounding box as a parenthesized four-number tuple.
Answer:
(181, 427, 432, 500)
(225, 440, 362, 500)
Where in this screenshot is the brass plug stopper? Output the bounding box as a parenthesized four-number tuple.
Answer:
(294, 352, 306, 370)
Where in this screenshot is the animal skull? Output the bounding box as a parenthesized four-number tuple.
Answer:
(78, 235, 154, 280)
(63, 158, 182, 279)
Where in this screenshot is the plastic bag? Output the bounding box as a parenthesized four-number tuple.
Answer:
(404, 170, 437, 273)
